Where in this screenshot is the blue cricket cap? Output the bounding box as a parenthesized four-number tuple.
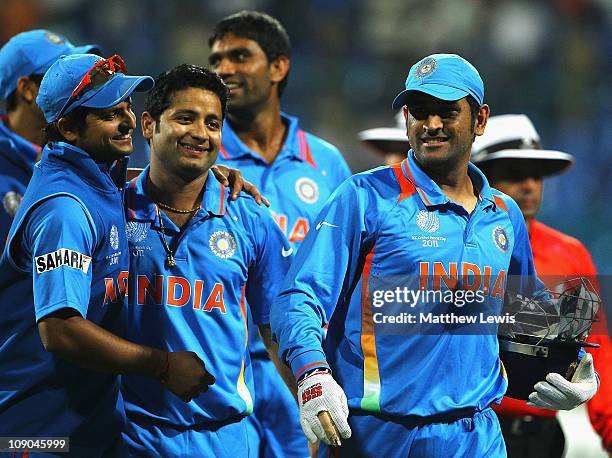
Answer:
(37, 53, 154, 122)
(0, 29, 100, 100)
(392, 53, 484, 109)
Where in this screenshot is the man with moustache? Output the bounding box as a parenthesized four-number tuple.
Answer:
(0, 54, 215, 456)
(271, 54, 599, 457)
(209, 11, 351, 457)
(121, 64, 293, 457)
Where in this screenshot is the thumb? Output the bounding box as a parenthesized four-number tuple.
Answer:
(572, 353, 595, 383)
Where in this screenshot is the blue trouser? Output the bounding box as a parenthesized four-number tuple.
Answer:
(245, 355, 309, 458)
(318, 407, 506, 458)
(123, 414, 251, 458)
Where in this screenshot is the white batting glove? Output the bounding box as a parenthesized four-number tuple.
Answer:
(297, 370, 351, 445)
(527, 353, 599, 410)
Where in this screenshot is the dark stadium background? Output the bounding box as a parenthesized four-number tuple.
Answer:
(1, 0, 609, 273)
(1, 1, 611, 455)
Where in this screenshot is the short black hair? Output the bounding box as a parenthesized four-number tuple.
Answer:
(5, 74, 44, 112)
(209, 10, 291, 96)
(466, 95, 481, 121)
(43, 106, 90, 144)
(145, 64, 229, 122)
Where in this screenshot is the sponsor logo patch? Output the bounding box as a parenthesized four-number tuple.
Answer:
(295, 177, 319, 204)
(416, 210, 439, 233)
(36, 248, 91, 274)
(209, 231, 236, 259)
(493, 226, 510, 252)
(301, 383, 323, 404)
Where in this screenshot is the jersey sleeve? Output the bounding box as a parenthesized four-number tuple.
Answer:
(271, 177, 369, 379)
(23, 196, 96, 321)
(245, 206, 293, 326)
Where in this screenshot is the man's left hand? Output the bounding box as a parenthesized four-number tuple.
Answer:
(527, 353, 599, 410)
(211, 165, 269, 206)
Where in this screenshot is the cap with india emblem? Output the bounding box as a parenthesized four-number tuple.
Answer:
(392, 53, 484, 109)
(0, 29, 100, 99)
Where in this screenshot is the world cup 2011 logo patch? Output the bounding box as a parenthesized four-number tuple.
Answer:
(295, 177, 319, 204)
(493, 226, 510, 252)
(110, 225, 120, 250)
(209, 231, 236, 259)
(126, 221, 148, 243)
(415, 57, 437, 79)
(416, 210, 439, 233)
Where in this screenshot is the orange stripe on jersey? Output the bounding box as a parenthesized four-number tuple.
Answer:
(298, 130, 317, 169)
(219, 144, 230, 160)
(236, 284, 254, 413)
(391, 162, 417, 203)
(128, 177, 138, 218)
(401, 159, 432, 205)
(360, 243, 381, 411)
(218, 180, 225, 214)
(494, 195, 509, 213)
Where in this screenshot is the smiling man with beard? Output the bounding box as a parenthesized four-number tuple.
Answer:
(271, 54, 599, 457)
(120, 64, 293, 457)
(0, 54, 216, 456)
(208, 12, 351, 458)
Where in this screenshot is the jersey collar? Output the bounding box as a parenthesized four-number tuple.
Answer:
(41, 141, 126, 193)
(126, 166, 226, 221)
(401, 150, 497, 208)
(219, 112, 305, 164)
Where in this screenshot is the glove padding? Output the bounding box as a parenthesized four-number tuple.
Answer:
(297, 371, 351, 445)
(527, 353, 599, 410)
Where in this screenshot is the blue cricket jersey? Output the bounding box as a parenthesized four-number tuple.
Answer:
(271, 151, 541, 417)
(121, 167, 292, 426)
(0, 142, 129, 448)
(218, 113, 351, 355)
(217, 113, 351, 249)
(0, 116, 41, 243)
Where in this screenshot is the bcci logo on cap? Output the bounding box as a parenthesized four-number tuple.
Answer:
(44, 31, 65, 45)
(415, 57, 437, 79)
(493, 226, 510, 252)
(209, 231, 236, 259)
(416, 210, 439, 233)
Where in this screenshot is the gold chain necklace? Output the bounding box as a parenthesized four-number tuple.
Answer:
(156, 208, 176, 268)
(154, 200, 200, 214)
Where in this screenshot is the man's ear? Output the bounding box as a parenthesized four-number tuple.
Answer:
(269, 56, 290, 86)
(57, 117, 79, 142)
(474, 103, 490, 137)
(141, 111, 156, 140)
(15, 76, 39, 104)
